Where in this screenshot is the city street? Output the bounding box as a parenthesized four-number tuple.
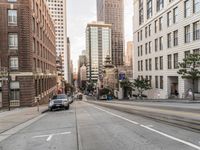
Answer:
(0, 101, 200, 150)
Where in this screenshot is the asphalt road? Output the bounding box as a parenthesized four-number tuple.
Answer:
(0, 101, 200, 150)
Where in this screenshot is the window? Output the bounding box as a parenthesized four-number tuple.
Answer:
(155, 57, 158, 70)
(167, 11, 172, 26)
(184, 0, 191, 17)
(173, 30, 178, 46)
(149, 76, 152, 87)
(173, 7, 178, 23)
(145, 27, 148, 38)
(159, 17, 163, 31)
(155, 20, 158, 33)
(139, 0, 144, 25)
(8, 33, 18, 49)
(155, 76, 159, 88)
(10, 82, 20, 100)
(138, 61, 140, 71)
(145, 59, 148, 71)
(167, 33, 172, 48)
(160, 56, 163, 70)
(8, 0, 17, 2)
(145, 43, 148, 54)
(185, 50, 190, 58)
(149, 59, 152, 70)
(184, 25, 190, 43)
(138, 46, 140, 56)
(149, 24, 151, 36)
(149, 41, 152, 53)
(159, 36, 163, 50)
(155, 38, 158, 52)
(147, 0, 152, 19)
(141, 60, 143, 71)
(193, 21, 200, 40)
(157, 0, 164, 12)
(10, 57, 19, 70)
(193, 48, 200, 54)
(174, 53, 178, 69)
(160, 76, 163, 89)
(194, 0, 200, 13)
(138, 32, 140, 42)
(140, 30, 143, 41)
(8, 10, 17, 26)
(140, 45, 143, 56)
(168, 54, 172, 69)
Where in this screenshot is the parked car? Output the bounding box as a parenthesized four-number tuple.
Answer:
(99, 95, 107, 100)
(49, 94, 70, 111)
(68, 96, 74, 104)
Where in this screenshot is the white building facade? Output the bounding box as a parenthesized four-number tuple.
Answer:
(46, 0, 69, 81)
(133, 0, 200, 99)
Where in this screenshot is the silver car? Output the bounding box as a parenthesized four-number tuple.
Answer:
(49, 94, 70, 111)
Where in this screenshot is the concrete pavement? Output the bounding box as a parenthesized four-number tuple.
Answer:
(0, 101, 200, 150)
(87, 99, 200, 131)
(0, 105, 48, 134)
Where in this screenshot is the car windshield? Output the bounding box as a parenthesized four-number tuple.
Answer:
(52, 95, 67, 100)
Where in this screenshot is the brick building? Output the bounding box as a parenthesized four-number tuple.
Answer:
(0, 0, 57, 108)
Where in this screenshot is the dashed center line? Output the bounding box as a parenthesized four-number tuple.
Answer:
(92, 105, 200, 150)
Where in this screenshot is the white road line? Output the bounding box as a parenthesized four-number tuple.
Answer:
(92, 105, 200, 150)
(33, 131, 71, 142)
(46, 135, 53, 141)
(93, 105, 139, 125)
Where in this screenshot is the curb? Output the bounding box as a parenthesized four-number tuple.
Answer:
(87, 101, 200, 132)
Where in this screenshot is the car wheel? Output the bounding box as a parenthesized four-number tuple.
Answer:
(65, 105, 69, 110)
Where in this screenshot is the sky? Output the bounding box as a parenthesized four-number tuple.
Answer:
(67, 0, 133, 71)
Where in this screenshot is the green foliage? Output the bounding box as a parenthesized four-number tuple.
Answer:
(120, 78, 134, 91)
(178, 53, 200, 100)
(133, 78, 151, 98)
(99, 88, 111, 96)
(86, 82, 94, 92)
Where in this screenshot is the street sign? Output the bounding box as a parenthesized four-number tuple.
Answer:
(119, 72, 126, 80)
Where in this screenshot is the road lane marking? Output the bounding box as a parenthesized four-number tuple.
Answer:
(46, 134, 53, 141)
(93, 105, 139, 125)
(92, 105, 200, 150)
(32, 131, 71, 142)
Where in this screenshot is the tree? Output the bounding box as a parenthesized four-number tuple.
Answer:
(133, 78, 151, 99)
(178, 53, 200, 100)
(120, 78, 134, 98)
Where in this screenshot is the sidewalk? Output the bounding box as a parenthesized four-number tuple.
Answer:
(0, 105, 48, 134)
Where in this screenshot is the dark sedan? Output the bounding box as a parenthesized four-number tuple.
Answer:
(49, 94, 70, 111)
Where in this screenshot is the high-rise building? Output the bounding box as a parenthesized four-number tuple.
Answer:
(97, 0, 124, 66)
(0, 0, 57, 107)
(133, 0, 200, 99)
(46, 0, 69, 81)
(67, 37, 72, 84)
(86, 22, 112, 82)
(125, 41, 134, 67)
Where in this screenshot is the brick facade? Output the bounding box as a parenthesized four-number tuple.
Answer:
(0, 0, 57, 107)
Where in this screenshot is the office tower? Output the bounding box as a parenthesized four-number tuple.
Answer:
(97, 0, 124, 66)
(46, 0, 69, 81)
(86, 22, 112, 82)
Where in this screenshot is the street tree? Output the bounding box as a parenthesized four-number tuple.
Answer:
(177, 53, 200, 100)
(133, 78, 151, 99)
(120, 78, 134, 98)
